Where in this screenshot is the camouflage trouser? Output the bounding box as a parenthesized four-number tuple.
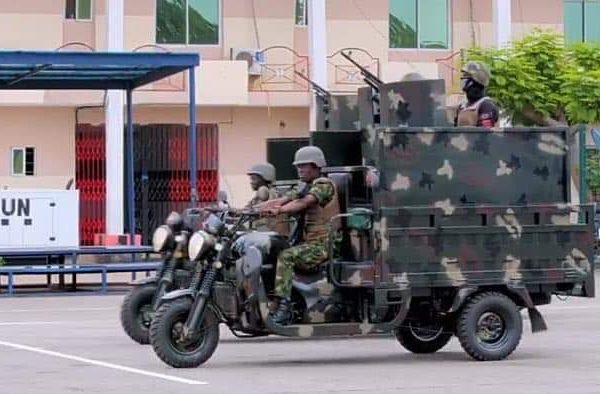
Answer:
(274, 238, 330, 300)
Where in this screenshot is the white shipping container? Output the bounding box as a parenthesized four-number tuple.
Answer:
(0, 190, 79, 248)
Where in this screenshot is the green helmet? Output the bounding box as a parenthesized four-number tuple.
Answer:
(292, 146, 327, 168)
(461, 61, 491, 87)
(247, 163, 276, 183)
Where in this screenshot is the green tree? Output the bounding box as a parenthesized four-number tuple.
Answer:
(586, 149, 600, 196)
(464, 28, 600, 127)
(465, 28, 600, 199)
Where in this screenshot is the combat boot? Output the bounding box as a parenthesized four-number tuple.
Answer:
(271, 298, 292, 325)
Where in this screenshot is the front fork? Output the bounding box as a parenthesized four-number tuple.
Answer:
(152, 256, 177, 310)
(183, 266, 217, 338)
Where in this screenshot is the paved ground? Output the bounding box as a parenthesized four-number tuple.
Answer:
(1, 277, 600, 394)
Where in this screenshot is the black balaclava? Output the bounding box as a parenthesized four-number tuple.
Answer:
(461, 77, 485, 104)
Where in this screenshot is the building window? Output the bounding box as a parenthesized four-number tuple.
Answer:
(295, 0, 308, 26)
(389, 0, 449, 49)
(156, 0, 220, 45)
(65, 0, 92, 21)
(11, 147, 35, 177)
(564, 0, 600, 43)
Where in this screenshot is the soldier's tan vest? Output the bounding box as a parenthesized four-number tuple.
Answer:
(247, 186, 278, 208)
(248, 186, 289, 236)
(456, 96, 496, 127)
(304, 177, 341, 242)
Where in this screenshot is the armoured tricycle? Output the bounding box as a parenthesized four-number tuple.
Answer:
(147, 126, 596, 367)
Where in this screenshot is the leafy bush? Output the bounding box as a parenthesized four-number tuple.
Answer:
(465, 28, 600, 126)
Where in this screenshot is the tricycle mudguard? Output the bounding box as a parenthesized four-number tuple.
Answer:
(156, 289, 195, 308)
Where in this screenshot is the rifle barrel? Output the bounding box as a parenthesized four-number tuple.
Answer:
(294, 70, 331, 98)
(340, 52, 383, 87)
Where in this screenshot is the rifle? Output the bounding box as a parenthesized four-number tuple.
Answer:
(294, 70, 331, 102)
(341, 51, 413, 126)
(340, 51, 385, 125)
(340, 51, 383, 94)
(295, 71, 332, 129)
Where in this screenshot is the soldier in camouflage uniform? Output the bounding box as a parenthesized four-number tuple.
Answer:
(455, 61, 499, 128)
(258, 146, 341, 325)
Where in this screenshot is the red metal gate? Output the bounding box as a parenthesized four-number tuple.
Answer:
(136, 124, 219, 243)
(76, 124, 106, 245)
(76, 123, 219, 245)
(197, 124, 219, 202)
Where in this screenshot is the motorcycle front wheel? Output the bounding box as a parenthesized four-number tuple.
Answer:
(149, 297, 220, 368)
(120, 284, 157, 345)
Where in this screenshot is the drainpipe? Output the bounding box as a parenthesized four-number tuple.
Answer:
(106, 0, 125, 234)
(493, 0, 511, 48)
(492, 0, 511, 126)
(308, 0, 327, 131)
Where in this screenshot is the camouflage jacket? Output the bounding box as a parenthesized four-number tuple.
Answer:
(287, 177, 341, 242)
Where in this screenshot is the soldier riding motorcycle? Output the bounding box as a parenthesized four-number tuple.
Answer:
(120, 162, 282, 346)
(147, 206, 285, 367)
(148, 147, 380, 368)
(119, 209, 211, 345)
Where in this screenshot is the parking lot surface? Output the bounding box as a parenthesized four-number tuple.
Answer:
(2, 276, 600, 394)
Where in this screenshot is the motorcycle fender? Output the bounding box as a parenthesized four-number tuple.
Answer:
(241, 246, 263, 278)
(131, 276, 158, 286)
(156, 289, 196, 308)
(236, 246, 263, 301)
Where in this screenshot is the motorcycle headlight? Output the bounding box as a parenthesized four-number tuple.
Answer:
(166, 211, 183, 231)
(188, 230, 216, 261)
(204, 214, 225, 236)
(152, 225, 174, 253)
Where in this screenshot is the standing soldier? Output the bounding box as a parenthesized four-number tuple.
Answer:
(454, 61, 499, 128)
(258, 146, 341, 325)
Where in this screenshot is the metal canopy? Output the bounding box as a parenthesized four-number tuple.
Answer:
(0, 50, 198, 90)
(0, 50, 201, 240)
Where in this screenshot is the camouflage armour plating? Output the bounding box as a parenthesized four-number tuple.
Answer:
(274, 177, 341, 299)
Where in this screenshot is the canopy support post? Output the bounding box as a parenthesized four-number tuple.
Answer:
(189, 67, 198, 207)
(126, 88, 135, 238)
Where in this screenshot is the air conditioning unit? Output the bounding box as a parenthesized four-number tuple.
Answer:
(231, 48, 265, 76)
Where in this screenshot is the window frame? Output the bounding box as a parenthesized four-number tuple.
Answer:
(155, 0, 222, 47)
(295, 0, 308, 27)
(11, 146, 35, 177)
(65, 0, 93, 22)
(564, 0, 600, 43)
(388, 0, 452, 51)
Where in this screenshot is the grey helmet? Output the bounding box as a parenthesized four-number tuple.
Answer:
(292, 146, 327, 168)
(246, 163, 276, 183)
(461, 61, 491, 87)
(401, 72, 425, 82)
